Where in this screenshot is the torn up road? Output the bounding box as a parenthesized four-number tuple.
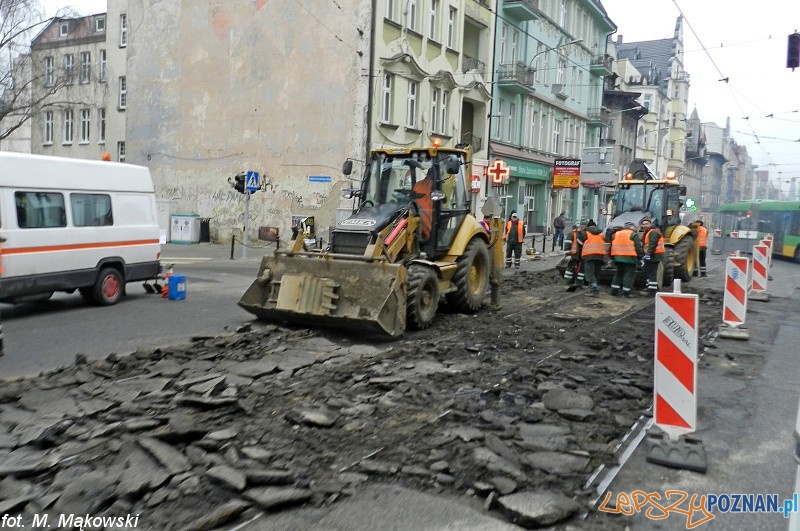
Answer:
(0, 267, 729, 530)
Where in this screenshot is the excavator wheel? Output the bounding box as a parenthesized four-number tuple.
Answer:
(661, 247, 675, 289)
(446, 238, 490, 312)
(673, 235, 696, 282)
(406, 265, 440, 330)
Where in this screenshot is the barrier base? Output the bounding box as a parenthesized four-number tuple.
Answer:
(645, 432, 707, 473)
(749, 291, 770, 302)
(718, 324, 750, 340)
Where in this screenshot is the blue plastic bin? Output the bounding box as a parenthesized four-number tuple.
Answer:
(168, 274, 187, 300)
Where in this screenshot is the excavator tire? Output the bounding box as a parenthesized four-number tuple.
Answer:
(661, 247, 675, 289)
(445, 238, 490, 312)
(406, 265, 439, 330)
(673, 235, 695, 282)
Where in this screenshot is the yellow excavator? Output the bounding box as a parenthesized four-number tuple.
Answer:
(239, 145, 504, 337)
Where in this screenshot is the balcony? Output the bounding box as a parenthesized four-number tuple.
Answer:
(590, 54, 613, 76)
(503, 0, 541, 21)
(459, 132, 483, 152)
(496, 62, 533, 94)
(586, 107, 609, 126)
(462, 55, 486, 75)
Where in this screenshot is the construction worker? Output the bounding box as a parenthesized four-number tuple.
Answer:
(640, 218, 665, 295)
(504, 211, 525, 269)
(695, 220, 708, 276)
(609, 221, 642, 297)
(411, 166, 434, 239)
(563, 222, 585, 290)
(478, 214, 492, 236)
(580, 220, 606, 297)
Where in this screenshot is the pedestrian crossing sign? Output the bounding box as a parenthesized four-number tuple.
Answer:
(246, 171, 259, 193)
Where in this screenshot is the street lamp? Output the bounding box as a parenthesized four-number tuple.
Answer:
(528, 38, 583, 76)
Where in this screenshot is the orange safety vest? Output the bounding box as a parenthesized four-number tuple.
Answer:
(478, 219, 491, 235)
(412, 177, 433, 239)
(611, 228, 637, 257)
(644, 228, 665, 254)
(569, 230, 580, 255)
(504, 219, 525, 243)
(581, 231, 606, 257)
(697, 225, 708, 248)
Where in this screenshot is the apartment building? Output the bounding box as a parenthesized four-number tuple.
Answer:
(30, 8, 127, 162)
(373, 0, 495, 211)
(489, 0, 615, 232)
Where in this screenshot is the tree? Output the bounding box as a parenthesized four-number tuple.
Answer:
(0, 0, 79, 143)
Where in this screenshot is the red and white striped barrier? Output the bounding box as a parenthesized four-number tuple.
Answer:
(751, 244, 769, 294)
(720, 256, 750, 339)
(654, 291, 699, 440)
(761, 236, 773, 267)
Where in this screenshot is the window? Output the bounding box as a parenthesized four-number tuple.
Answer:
(507, 103, 516, 142)
(529, 110, 537, 149)
(499, 24, 507, 64)
(552, 119, 562, 153)
(643, 95, 651, 111)
(44, 111, 54, 144)
(71, 194, 113, 226)
(80, 52, 91, 84)
(64, 54, 74, 84)
(15, 192, 66, 229)
(381, 74, 393, 123)
(99, 50, 107, 82)
(95, 16, 105, 32)
(80, 109, 90, 143)
(700, 192, 707, 205)
(117, 141, 126, 162)
(118, 76, 127, 109)
(406, 81, 418, 128)
(510, 30, 519, 64)
(119, 14, 128, 47)
(430, 89, 439, 132)
(559, 0, 567, 26)
(557, 59, 566, 86)
(63, 110, 73, 144)
(385, 0, 395, 21)
(44, 56, 54, 87)
(60, 22, 69, 36)
(98, 108, 106, 143)
(447, 8, 456, 48)
(494, 100, 503, 138)
(406, 0, 417, 31)
(428, 0, 438, 41)
(440, 90, 448, 135)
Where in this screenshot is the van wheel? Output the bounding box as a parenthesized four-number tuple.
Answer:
(92, 268, 124, 306)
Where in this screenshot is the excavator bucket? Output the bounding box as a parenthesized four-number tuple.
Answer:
(238, 252, 407, 337)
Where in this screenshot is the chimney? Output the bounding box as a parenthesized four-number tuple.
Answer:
(617, 35, 623, 45)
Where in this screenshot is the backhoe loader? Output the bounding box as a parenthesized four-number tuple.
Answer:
(239, 145, 504, 337)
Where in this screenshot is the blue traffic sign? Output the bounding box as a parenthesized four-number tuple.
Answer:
(246, 171, 259, 192)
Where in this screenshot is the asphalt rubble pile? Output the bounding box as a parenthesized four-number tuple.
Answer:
(0, 269, 725, 530)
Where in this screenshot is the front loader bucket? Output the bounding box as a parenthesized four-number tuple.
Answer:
(238, 252, 407, 337)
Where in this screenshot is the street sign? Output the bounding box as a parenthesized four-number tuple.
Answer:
(471, 175, 481, 192)
(245, 171, 259, 193)
(308, 175, 331, 183)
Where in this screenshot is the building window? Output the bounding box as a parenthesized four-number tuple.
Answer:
(499, 24, 507, 64)
(430, 89, 439, 133)
(494, 100, 503, 138)
(117, 141, 126, 162)
(447, 7, 456, 48)
(428, 0, 438, 41)
(44, 56, 54, 87)
(406, 0, 417, 31)
(552, 119, 562, 153)
(99, 50, 107, 82)
(700, 192, 707, 205)
(98, 108, 106, 143)
(406, 80, 418, 128)
(381, 74, 393, 123)
(385, 0, 395, 21)
(95, 16, 105, 32)
(80, 52, 91, 84)
(119, 14, 128, 47)
(44, 111, 53, 144)
(64, 53, 74, 84)
(507, 103, 516, 143)
(529, 110, 537, 149)
(118, 76, 127, 109)
(80, 109, 90, 143)
(440, 90, 448, 135)
(510, 30, 519, 64)
(60, 22, 69, 36)
(63, 109, 73, 144)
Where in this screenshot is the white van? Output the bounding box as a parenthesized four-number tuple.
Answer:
(0, 152, 161, 305)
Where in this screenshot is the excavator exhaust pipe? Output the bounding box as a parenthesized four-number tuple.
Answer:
(239, 251, 408, 337)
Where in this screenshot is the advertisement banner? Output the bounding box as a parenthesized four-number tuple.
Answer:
(553, 159, 581, 189)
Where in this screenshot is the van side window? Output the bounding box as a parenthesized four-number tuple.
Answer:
(15, 192, 66, 229)
(71, 193, 113, 226)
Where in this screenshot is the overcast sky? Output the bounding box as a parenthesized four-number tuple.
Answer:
(44, 1, 800, 184)
(601, 0, 800, 186)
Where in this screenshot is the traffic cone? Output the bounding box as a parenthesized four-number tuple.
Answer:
(162, 266, 174, 298)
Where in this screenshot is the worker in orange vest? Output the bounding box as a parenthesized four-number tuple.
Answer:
(640, 218, 665, 295)
(504, 211, 525, 269)
(411, 167, 434, 240)
(579, 220, 606, 297)
(695, 220, 708, 277)
(609, 221, 643, 297)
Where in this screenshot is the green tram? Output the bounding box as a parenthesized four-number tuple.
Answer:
(718, 200, 800, 261)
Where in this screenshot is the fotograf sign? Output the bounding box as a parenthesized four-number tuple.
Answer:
(552, 159, 581, 189)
